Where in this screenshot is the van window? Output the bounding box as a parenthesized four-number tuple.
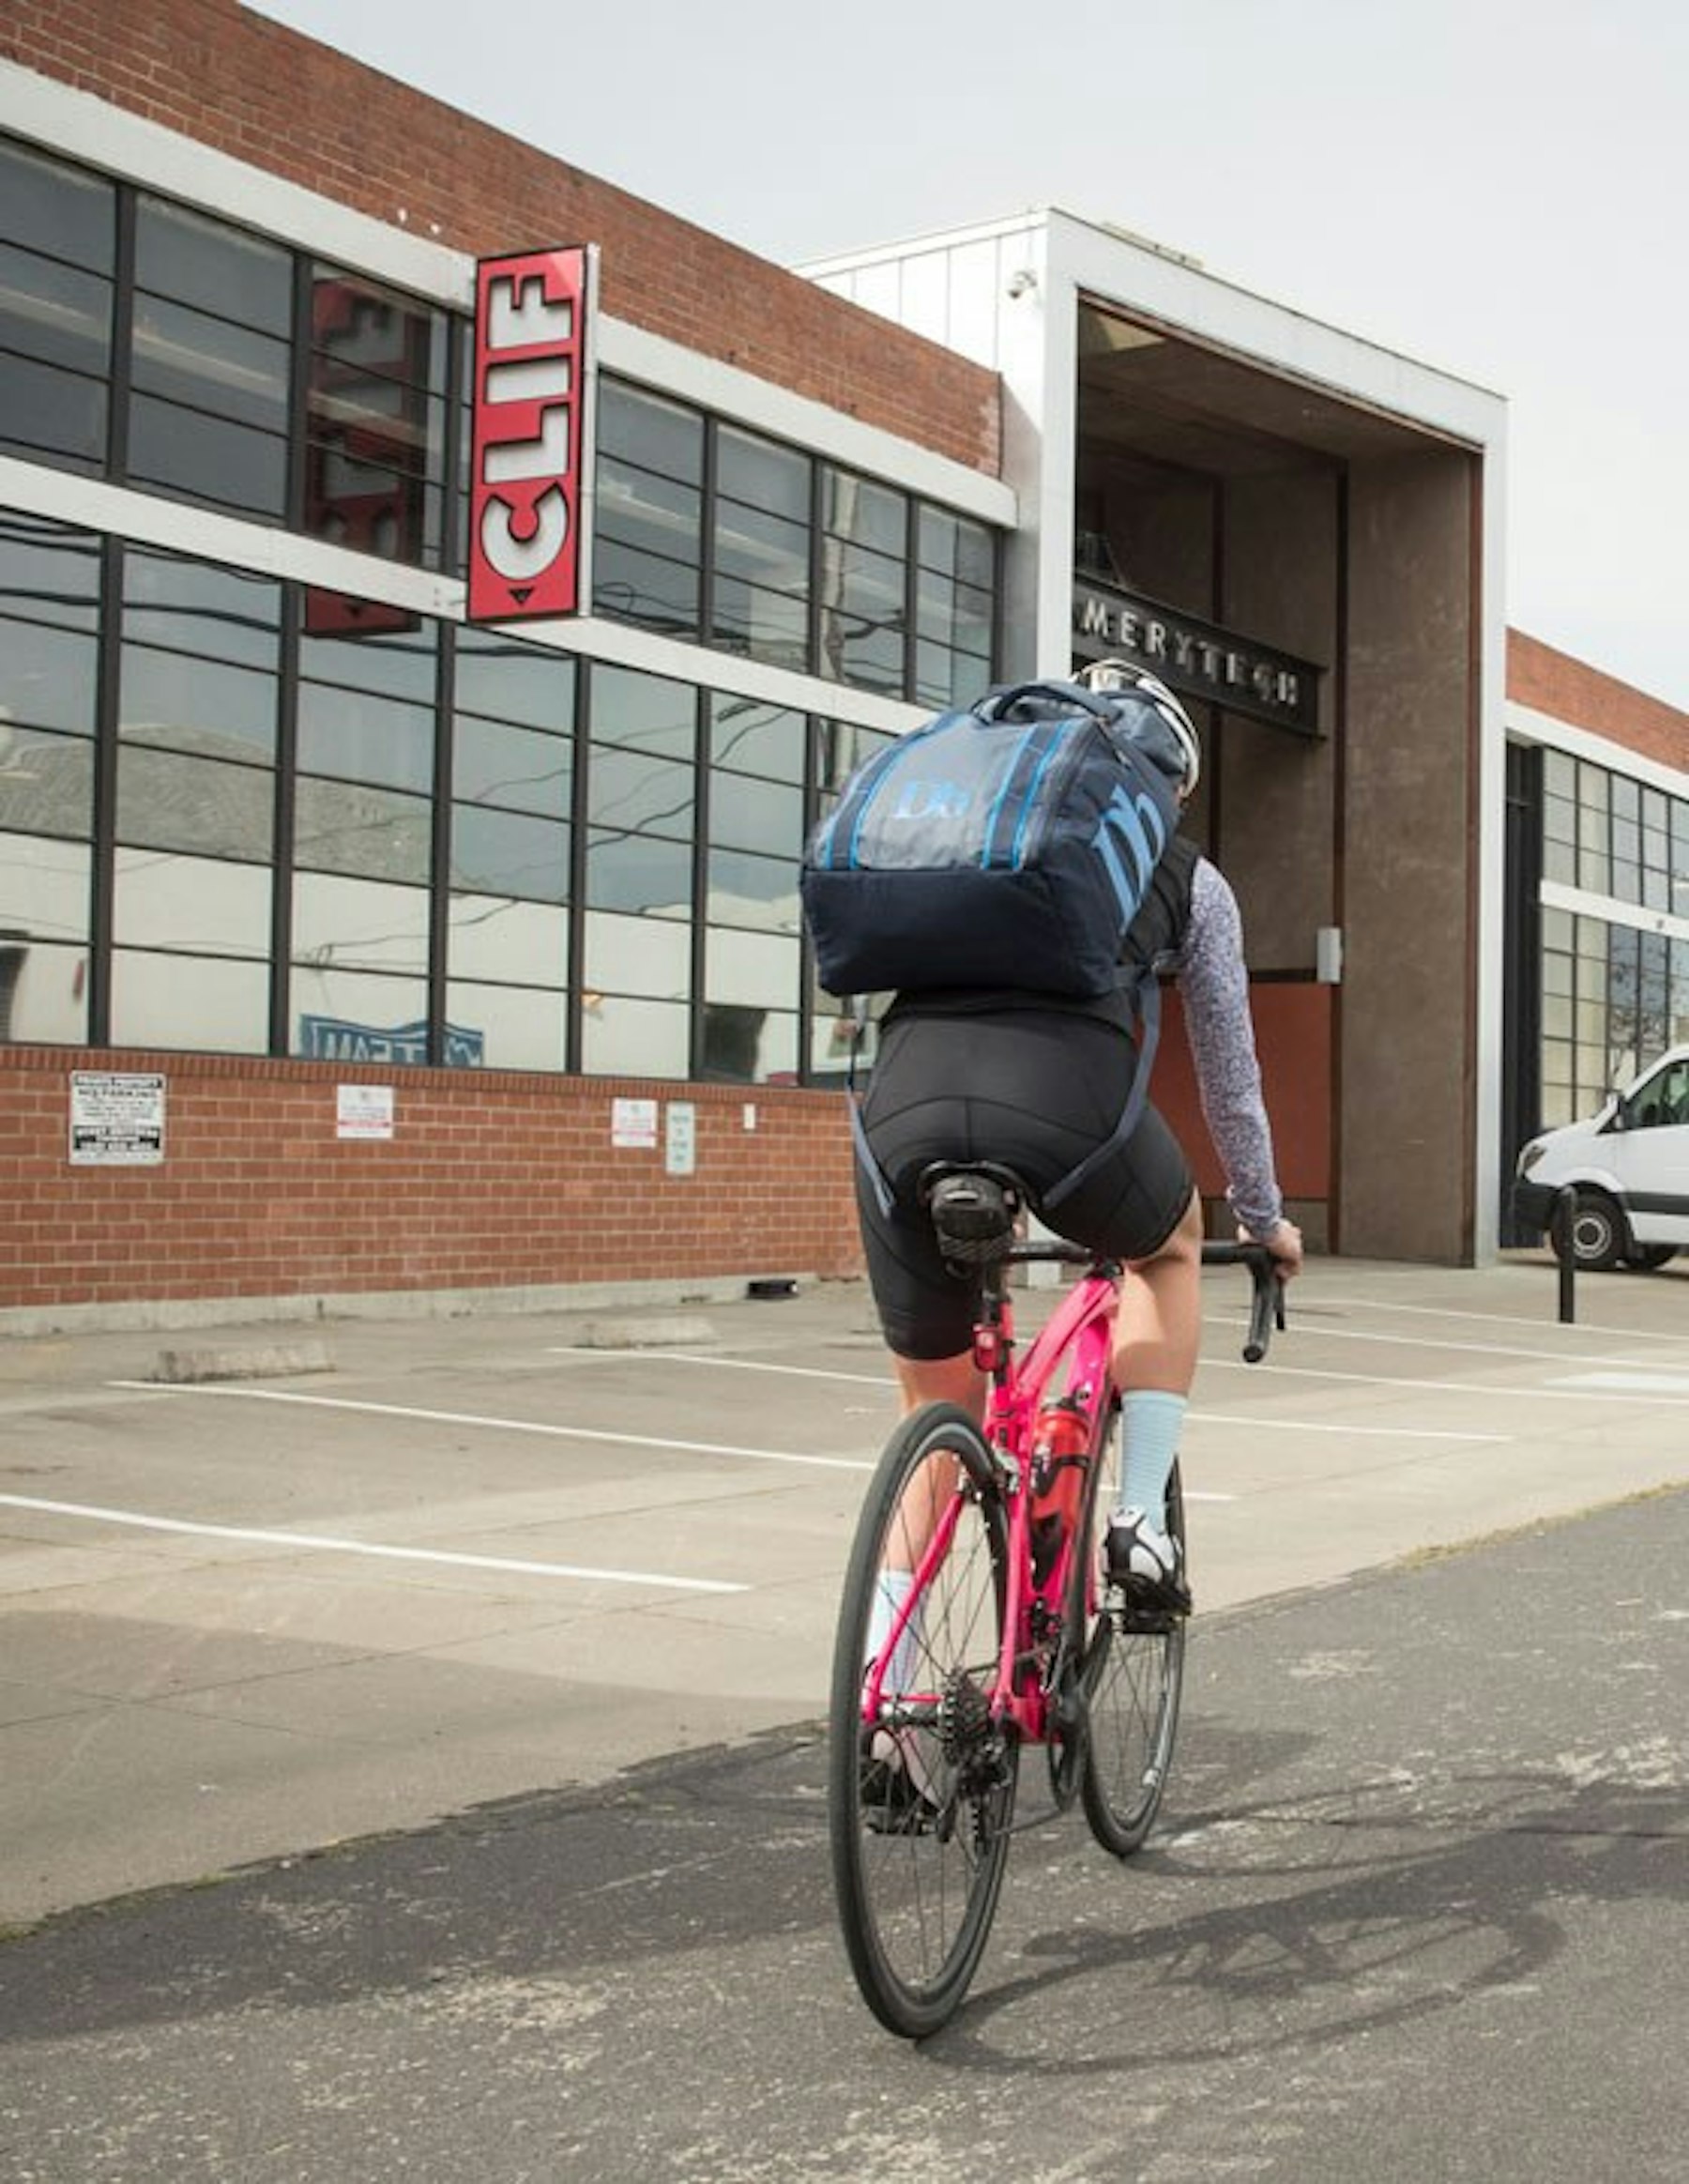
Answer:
(1629, 1060, 1689, 1129)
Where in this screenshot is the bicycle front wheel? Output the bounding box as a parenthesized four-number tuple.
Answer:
(829, 1401, 1017, 2038)
(1075, 1394, 1187, 1857)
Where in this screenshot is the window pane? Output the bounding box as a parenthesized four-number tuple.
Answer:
(127, 393, 288, 518)
(0, 349, 109, 472)
(824, 469, 905, 553)
(130, 294, 290, 431)
(579, 994, 689, 1077)
(455, 717, 571, 820)
(596, 381, 703, 481)
(708, 772, 800, 859)
(590, 666, 695, 758)
(135, 196, 291, 329)
(121, 646, 279, 762)
(589, 748, 693, 839)
(0, 835, 89, 1044)
(711, 573, 808, 669)
(114, 847, 271, 957)
(450, 804, 570, 902)
(584, 830, 691, 916)
(0, 726, 94, 838)
(593, 383, 703, 638)
(111, 949, 269, 1053)
(718, 425, 809, 519)
(304, 267, 449, 571)
(0, 140, 115, 271)
(0, 240, 113, 376)
(593, 534, 701, 640)
(291, 967, 431, 1063)
(583, 909, 690, 998)
(294, 775, 432, 883)
(447, 894, 568, 985)
(293, 872, 429, 973)
(116, 745, 273, 862)
(700, 1000, 798, 1084)
(447, 979, 566, 1070)
(708, 696, 805, 784)
(123, 548, 282, 669)
(707, 847, 800, 932)
(455, 629, 575, 732)
(0, 616, 99, 739)
(297, 683, 434, 793)
(707, 923, 799, 1006)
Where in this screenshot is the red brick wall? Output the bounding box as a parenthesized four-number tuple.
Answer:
(2, 0, 999, 474)
(1509, 631, 1689, 771)
(0, 1048, 862, 1317)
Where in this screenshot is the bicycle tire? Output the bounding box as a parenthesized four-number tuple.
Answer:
(1074, 1393, 1187, 1857)
(829, 1401, 1018, 2038)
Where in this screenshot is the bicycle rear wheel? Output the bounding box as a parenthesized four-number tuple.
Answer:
(1074, 1394, 1187, 1857)
(829, 1401, 1018, 2038)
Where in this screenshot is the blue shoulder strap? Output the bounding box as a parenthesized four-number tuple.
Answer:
(1041, 974, 1162, 1212)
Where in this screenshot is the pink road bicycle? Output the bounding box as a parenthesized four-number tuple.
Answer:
(829, 1161, 1284, 2038)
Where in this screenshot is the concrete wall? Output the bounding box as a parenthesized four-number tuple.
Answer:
(1342, 449, 1481, 1260)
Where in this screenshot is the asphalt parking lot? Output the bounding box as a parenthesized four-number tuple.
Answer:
(3, 1250, 1687, 1929)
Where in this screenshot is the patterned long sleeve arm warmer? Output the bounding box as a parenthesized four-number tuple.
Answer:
(1175, 859, 1285, 1237)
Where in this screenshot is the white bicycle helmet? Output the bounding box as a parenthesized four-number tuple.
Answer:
(1077, 658, 1202, 797)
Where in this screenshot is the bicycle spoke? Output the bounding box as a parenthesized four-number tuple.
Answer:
(1076, 1399, 1187, 1856)
(829, 1403, 1017, 2037)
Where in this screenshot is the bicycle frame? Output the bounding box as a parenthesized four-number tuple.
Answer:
(860, 1248, 1118, 1753)
(859, 1235, 1283, 1751)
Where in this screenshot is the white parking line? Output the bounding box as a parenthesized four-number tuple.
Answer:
(1312, 1293, 1689, 1344)
(1202, 1358, 1689, 1405)
(109, 1380, 876, 1472)
(1203, 1315, 1689, 1370)
(548, 1347, 892, 1386)
(0, 1492, 747, 1593)
(544, 1350, 1508, 1444)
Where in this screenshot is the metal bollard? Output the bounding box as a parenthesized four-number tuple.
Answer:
(1552, 1185, 1577, 1325)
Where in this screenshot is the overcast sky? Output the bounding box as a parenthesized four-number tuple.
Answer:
(245, 0, 1688, 715)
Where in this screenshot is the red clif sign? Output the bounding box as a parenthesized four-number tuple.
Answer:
(468, 245, 593, 622)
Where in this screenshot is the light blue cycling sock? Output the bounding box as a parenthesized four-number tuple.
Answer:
(865, 1568, 921, 1692)
(1116, 1391, 1187, 1532)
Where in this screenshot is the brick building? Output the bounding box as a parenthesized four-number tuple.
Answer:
(1, 0, 1684, 1324)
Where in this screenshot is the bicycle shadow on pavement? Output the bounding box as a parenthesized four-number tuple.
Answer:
(919, 1761, 1687, 2071)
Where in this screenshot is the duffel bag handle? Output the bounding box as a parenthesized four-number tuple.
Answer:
(972, 679, 1116, 725)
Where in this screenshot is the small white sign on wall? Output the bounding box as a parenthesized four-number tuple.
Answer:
(612, 1097, 659, 1150)
(665, 1101, 696, 1177)
(69, 1071, 165, 1166)
(337, 1084, 395, 1140)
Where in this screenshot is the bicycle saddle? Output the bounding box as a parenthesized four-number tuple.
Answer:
(918, 1162, 1030, 1263)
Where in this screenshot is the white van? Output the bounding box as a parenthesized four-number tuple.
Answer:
(1513, 1044, 1689, 1270)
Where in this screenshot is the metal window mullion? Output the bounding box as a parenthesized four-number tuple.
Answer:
(86, 534, 124, 1046)
(699, 416, 719, 655)
(430, 627, 456, 1064)
(690, 685, 709, 1077)
(287, 252, 312, 533)
(566, 666, 591, 1074)
(902, 498, 919, 702)
(270, 583, 300, 1056)
(806, 456, 824, 677)
(107, 187, 136, 484)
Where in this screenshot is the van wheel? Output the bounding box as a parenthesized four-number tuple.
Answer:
(1552, 1189, 1627, 1272)
(1625, 1245, 1677, 1272)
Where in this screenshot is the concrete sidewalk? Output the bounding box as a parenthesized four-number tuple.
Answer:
(3, 1247, 1686, 1927)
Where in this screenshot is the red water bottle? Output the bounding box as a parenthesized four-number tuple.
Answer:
(1028, 1396, 1090, 1589)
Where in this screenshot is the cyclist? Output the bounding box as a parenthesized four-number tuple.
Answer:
(856, 659, 1302, 1690)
